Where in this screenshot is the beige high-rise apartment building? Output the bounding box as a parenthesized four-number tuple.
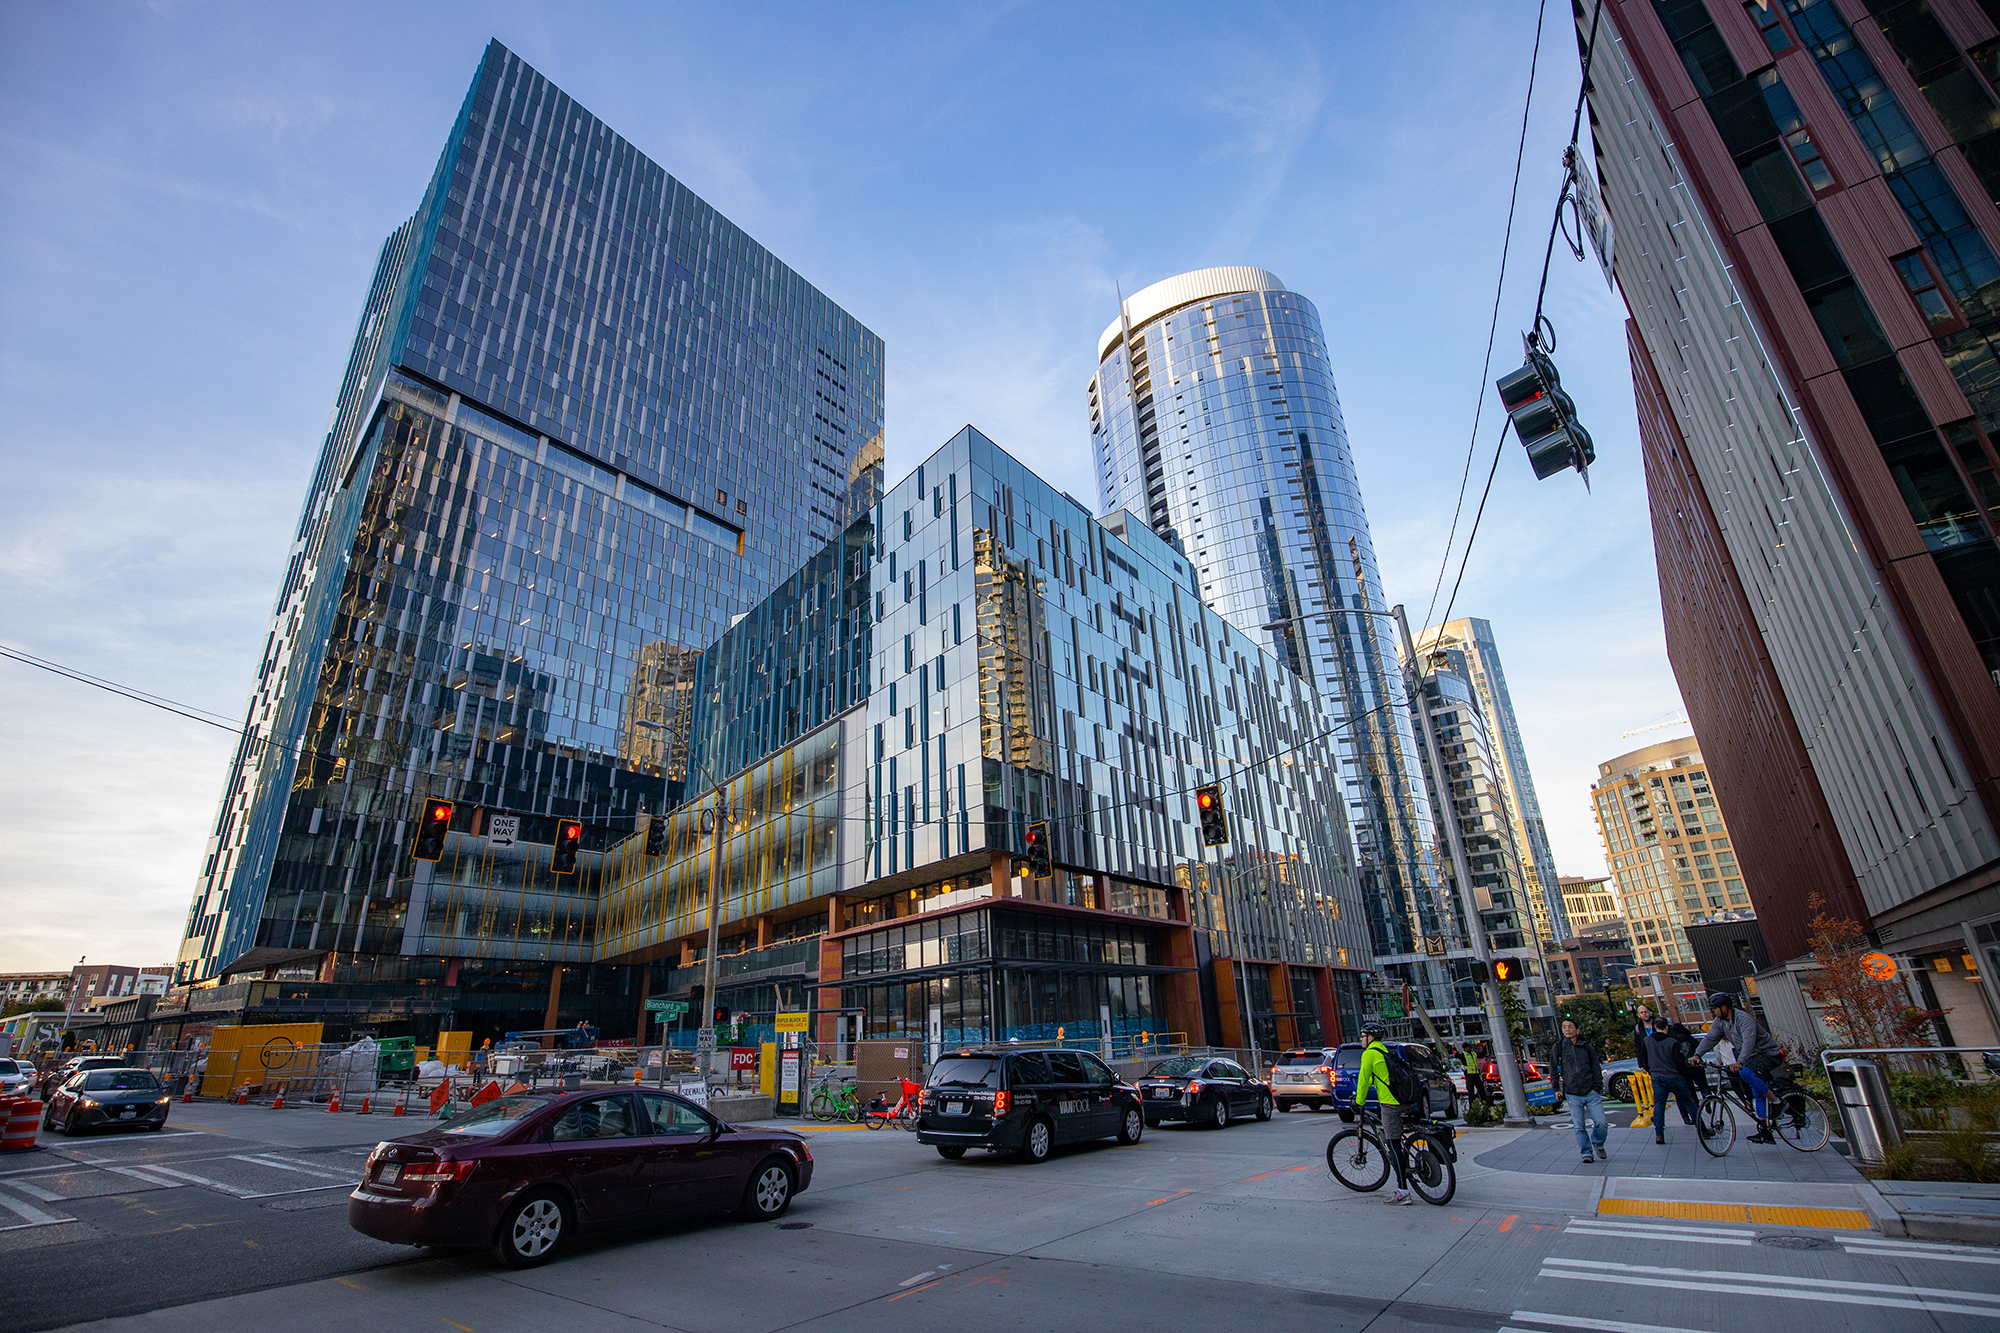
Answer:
(1558, 875, 1624, 931)
(1590, 738, 1750, 967)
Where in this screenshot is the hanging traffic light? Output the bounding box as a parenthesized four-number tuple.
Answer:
(1496, 341, 1593, 482)
(1024, 821, 1052, 879)
(412, 798, 453, 862)
(644, 816, 666, 857)
(1462, 959, 1490, 984)
(1195, 784, 1229, 847)
(552, 819, 582, 874)
(1492, 957, 1521, 984)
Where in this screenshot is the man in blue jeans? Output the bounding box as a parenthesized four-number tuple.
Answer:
(1551, 1018, 1609, 1163)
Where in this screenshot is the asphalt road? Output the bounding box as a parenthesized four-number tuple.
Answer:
(7, 1102, 1998, 1333)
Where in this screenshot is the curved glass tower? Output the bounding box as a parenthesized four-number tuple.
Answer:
(1088, 267, 1444, 961)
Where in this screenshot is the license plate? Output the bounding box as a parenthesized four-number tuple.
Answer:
(119, 1107, 136, 1118)
(380, 1164, 401, 1183)
(1149, 1087, 1172, 1099)
(942, 1102, 968, 1116)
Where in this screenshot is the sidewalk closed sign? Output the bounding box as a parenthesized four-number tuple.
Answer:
(1524, 1077, 1559, 1108)
(774, 1011, 808, 1033)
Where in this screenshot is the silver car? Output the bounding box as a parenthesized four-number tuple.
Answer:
(0, 1058, 30, 1094)
(1269, 1048, 1339, 1112)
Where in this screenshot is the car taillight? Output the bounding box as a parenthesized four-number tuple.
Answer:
(993, 1091, 1010, 1115)
(1188, 1081, 1203, 1094)
(1319, 1065, 1333, 1075)
(400, 1160, 477, 1183)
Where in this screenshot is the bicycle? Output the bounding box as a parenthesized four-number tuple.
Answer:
(1325, 1104, 1458, 1205)
(808, 1080, 862, 1123)
(863, 1078, 922, 1131)
(1694, 1057, 1831, 1157)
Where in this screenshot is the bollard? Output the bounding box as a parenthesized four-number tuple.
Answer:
(1628, 1070, 1655, 1129)
(1829, 1058, 1901, 1166)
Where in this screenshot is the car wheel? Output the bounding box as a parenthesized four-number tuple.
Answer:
(1020, 1117, 1054, 1163)
(739, 1157, 795, 1221)
(41, 1106, 55, 1131)
(937, 1145, 967, 1160)
(1209, 1096, 1230, 1129)
(62, 1109, 83, 1136)
(1116, 1106, 1144, 1144)
(494, 1191, 568, 1269)
(1609, 1075, 1631, 1102)
(1255, 1094, 1273, 1122)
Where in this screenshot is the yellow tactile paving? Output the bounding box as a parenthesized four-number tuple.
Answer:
(1598, 1197, 1871, 1230)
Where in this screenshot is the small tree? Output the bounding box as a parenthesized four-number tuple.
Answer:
(1801, 893, 1945, 1049)
(1559, 993, 1612, 1053)
(1602, 986, 1637, 1058)
(0, 998, 65, 1020)
(1498, 975, 1530, 1050)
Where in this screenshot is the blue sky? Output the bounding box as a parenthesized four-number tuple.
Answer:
(0, 1, 1682, 971)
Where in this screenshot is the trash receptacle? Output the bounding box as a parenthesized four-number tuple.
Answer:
(1828, 1058, 1901, 1165)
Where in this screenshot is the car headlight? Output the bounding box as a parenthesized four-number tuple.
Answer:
(78, 1097, 100, 1108)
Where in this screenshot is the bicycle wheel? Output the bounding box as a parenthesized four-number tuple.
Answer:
(841, 1094, 862, 1124)
(895, 1105, 919, 1130)
(1775, 1092, 1831, 1152)
(1326, 1128, 1390, 1192)
(1406, 1130, 1457, 1206)
(808, 1090, 833, 1122)
(1697, 1092, 1735, 1157)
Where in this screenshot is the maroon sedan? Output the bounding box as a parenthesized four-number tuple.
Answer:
(348, 1088, 813, 1267)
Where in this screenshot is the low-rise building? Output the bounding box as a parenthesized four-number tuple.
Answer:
(1544, 921, 1634, 998)
(0, 973, 71, 1006)
(1558, 875, 1623, 931)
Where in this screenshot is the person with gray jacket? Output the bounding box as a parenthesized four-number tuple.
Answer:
(1695, 993, 1784, 1143)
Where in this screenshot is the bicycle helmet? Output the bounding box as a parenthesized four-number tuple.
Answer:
(1708, 992, 1735, 1011)
(1360, 1023, 1388, 1040)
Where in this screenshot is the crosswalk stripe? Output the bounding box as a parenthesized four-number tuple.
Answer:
(1509, 1312, 1717, 1333)
(100, 1165, 187, 1189)
(1564, 1223, 1751, 1246)
(5, 1178, 64, 1203)
(134, 1163, 260, 1197)
(1544, 1256, 2000, 1304)
(0, 1188, 67, 1227)
(230, 1154, 354, 1181)
(1841, 1241, 2000, 1266)
(1568, 1217, 1757, 1238)
(1537, 1266, 2000, 1317)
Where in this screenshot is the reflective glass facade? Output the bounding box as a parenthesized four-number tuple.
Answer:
(179, 42, 882, 984)
(1089, 270, 1445, 964)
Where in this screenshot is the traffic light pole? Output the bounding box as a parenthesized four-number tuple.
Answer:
(1392, 605, 1533, 1127)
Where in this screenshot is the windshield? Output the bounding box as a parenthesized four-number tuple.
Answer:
(441, 1094, 551, 1136)
(0, 1060, 17, 1074)
(1277, 1052, 1327, 1067)
(927, 1057, 1001, 1089)
(82, 1071, 160, 1092)
(1145, 1056, 1204, 1078)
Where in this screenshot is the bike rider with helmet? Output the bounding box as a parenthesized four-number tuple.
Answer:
(1356, 1024, 1412, 1206)
(1695, 991, 1785, 1144)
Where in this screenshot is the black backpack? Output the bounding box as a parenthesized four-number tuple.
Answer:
(1381, 1045, 1426, 1108)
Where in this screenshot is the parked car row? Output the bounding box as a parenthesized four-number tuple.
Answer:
(1270, 1043, 1460, 1121)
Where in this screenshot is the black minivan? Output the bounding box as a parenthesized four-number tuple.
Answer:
(916, 1047, 1145, 1163)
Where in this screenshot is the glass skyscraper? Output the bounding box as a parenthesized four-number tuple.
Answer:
(176, 40, 883, 1019)
(1089, 269, 1446, 972)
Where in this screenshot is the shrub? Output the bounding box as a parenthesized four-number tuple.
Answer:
(1938, 1128, 1999, 1184)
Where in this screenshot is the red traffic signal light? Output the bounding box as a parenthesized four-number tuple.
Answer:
(412, 798, 453, 862)
(552, 819, 582, 874)
(1024, 821, 1052, 879)
(1195, 783, 1228, 847)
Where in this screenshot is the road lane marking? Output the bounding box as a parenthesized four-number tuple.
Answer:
(886, 1281, 941, 1302)
(134, 1164, 261, 1197)
(1841, 1240, 2000, 1265)
(1539, 1257, 2000, 1317)
(897, 1270, 939, 1288)
(1563, 1221, 1753, 1247)
(1143, 1189, 1193, 1206)
(0, 1188, 68, 1227)
(101, 1165, 188, 1189)
(1509, 1313, 1718, 1333)
(231, 1154, 356, 1181)
(5, 1179, 64, 1202)
(1569, 1217, 1758, 1238)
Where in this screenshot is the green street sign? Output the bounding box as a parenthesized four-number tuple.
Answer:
(645, 999, 688, 1016)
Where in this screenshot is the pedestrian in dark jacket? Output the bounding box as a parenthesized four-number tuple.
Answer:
(1636, 1012, 1700, 1144)
(1552, 1019, 1609, 1162)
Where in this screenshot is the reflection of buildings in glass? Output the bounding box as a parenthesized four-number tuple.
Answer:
(1088, 268, 1442, 974)
(1415, 617, 1567, 942)
(974, 528, 1051, 775)
(620, 641, 702, 782)
(178, 39, 883, 1015)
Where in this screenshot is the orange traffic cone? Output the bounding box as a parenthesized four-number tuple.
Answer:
(392, 1098, 406, 1117)
(235, 1086, 248, 1105)
(327, 1089, 341, 1113)
(272, 1089, 285, 1110)
(181, 1088, 193, 1104)
(358, 1096, 371, 1115)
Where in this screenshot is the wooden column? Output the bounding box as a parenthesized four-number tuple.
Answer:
(634, 963, 651, 1046)
(1212, 956, 1245, 1052)
(542, 964, 563, 1041)
(1271, 963, 1298, 1050)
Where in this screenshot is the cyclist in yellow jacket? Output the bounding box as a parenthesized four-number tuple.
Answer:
(1357, 1025, 1412, 1205)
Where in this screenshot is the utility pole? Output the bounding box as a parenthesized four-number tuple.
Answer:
(697, 779, 734, 1088)
(1393, 606, 1533, 1126)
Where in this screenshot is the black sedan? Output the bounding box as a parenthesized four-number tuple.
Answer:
(349, 1088, 813, 1267)
(42, 1068, 172, 1135)
(1136, 1055, 1272, 1127)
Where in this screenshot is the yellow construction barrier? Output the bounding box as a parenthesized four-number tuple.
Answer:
(1629, 1070, 1654, 1128)
(198, 1023, 325, 1098)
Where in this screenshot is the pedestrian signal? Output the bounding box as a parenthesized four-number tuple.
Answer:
(552, 819, 582, 874)
(1492, 957, 1521, 984)
(412, 799, 453, 862)
(1462, 959, 1490, 984)
(1195, 784, 1229, 846)
(645, 817, 666, 857)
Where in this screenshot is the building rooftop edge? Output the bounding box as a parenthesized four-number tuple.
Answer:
(1096, 267, 1289, 362)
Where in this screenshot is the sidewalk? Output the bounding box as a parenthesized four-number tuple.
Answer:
(1471, 1119, 1997, 1243)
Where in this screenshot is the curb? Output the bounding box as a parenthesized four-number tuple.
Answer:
(1898, 1212, 2000, 1245)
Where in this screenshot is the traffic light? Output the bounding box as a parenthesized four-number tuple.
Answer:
(1195, 784, 1229, 847)
(713, 1005, 730, 1027)
(1496, 343, 1593, 482)
(1462, 959, 1490, 984)
(1492, 957, 1521, 984)
(688, 984, 703, 1018)
(1024, 821, 1052, 879)
(552, 819, 582, 874)
(644, 817, 666, 857)
(412, 798, 453, 862)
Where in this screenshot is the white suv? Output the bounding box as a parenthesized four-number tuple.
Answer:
(1269, 1048, 1339, 1112)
